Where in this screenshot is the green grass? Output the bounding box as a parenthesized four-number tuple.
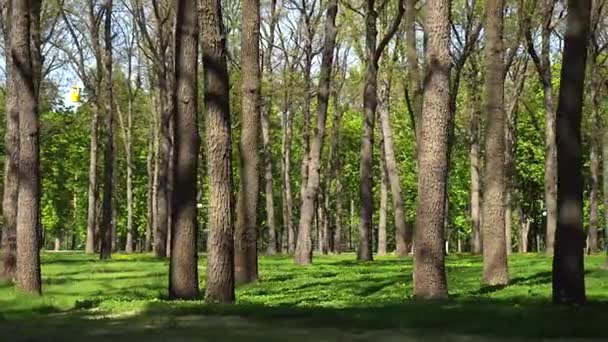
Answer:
(1, 252, 607, 341)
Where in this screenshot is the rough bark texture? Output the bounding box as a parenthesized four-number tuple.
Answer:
(99, 0, 114, 261)
(201, 0, 235, 303)
(588, 58, 601, 255)
(13, 0, 41, 294)
(378, 82, 410, 257)
(295, 0, 338, 265)
(1, 0, 17, 278)
(466, 61, 483, 255)
(358, 0, 378, 263)
(378, 143, 388, 256)
(552, 0, 591, 305)
(413, 0, 450, 299)
(481, 0, 509, 286)
(235, 0, 261, 283)
(169, 0, 200, 299)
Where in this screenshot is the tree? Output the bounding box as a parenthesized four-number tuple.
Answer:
(524, 0, 558, 256)
(358, 0, 405, 262)
(235, 0, 261, 283)
(14, 0, 42, 294)
(413, 0, 450, 299)
(552, 0, 591, 305)
(1, 0, 17, 278)
(481, 0, 509, 285)
(261, 0, 279, 255)
(201, 0, 235, 303)
(99, 0, 115, 260)
(294, 0, 338, 265)
(169, 0, 199, 299)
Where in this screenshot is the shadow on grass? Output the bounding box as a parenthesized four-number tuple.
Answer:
(3, 298, 606, 341)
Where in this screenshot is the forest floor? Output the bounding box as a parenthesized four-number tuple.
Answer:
(0, 252, 607, 341)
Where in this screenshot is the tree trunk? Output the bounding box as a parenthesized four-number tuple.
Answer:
(413, 0, 450, 299)
(358, 1, 379, 263)
(235, 0, 261, 283)
(553, 0, 591, 305)
(467, 62, 483, 255)
(294, 0, 338, 265)
(405, 0, 422, 138)
(155, 72, 172, 258)
(481, 0, 508, 286)
(125, 97, 135, 253)
(378, 143, 388, 256)
(169, 0, 200, 299)
(99, 0, 114, 261)
(202, 0, 235, 303)
(145, 114, 156, 252)
(261, 0, 278, 255)
(282, 106, 295, 254)
(334, 174, 344, 254)
(1, 0, 17, 278)
(85, 115, 99, 253)
(378, 82, 410, 257)
(14, 0, 41, 294)
(588, 59, 601, 255)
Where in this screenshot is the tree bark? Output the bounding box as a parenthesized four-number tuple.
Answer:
(99, 0, 114, 261)
(235, 0, 261, 283)
(282, 105, 295, 254)
(378, 82, 410, 257)
(413, 0, 450, 299)
(466, 61, 483, 254)
(405, 0, 422, 137)
(145, 129, 154, 252)
(588, 55, 601, 255)
(1, 0, 17, 278)
(378, 142, 388, 256)
(169, 0, 200, 299)
(481, 0, 508, 286)
(553, 0, 591, 305)
(13, 0, 41, 294)
(603, 128, 608, 264)
(202, 0, 235, 303)
(295, 0, 338, 265)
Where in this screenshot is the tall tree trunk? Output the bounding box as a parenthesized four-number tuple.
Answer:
(14, 0, 41, 294)
(378, 82, 410, 257)
(143, 131, 155, 252)
(588, 58, 601, 255)
(86, 116, 99, 252)
(99, 0, 114, 261)
(169, 0, 199, 299)
(282, 106, 295, 254)
(262, 0, 278, 255)
(553, 0, 591, 305)
(481, 0, 508, 286)
(526, 0, 557, 256)
(125, 97, 135, 253)
(202, 0, 235, 303)
(299, 1, 314, 211)
(413, 0, 450, 299)
(1, 0, 17, 278)
(467, 62, 483, 254)
(405, 0, 422, 137)
(155, 72, 172, 258)
(359, 1, 379, 263)
(378, 143, 388, 256)
(334, 174, 344, 254)
(294, 0, 338, 265)
(235, 0, 261, 283)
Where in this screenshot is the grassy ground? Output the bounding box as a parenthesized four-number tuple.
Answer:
(0, 252, 607, 341)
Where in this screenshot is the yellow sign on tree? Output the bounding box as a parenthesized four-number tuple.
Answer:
(70, 86, 81, 103)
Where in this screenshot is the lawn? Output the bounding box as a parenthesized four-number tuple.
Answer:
(0, 252, 607, 341)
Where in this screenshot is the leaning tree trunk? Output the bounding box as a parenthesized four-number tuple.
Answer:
(235, 0, 261, 283)
(413, 0, 450, 300)
(553, 0, 591, 305)
(202, 0, 235, 304)
(14, 0, 42, 294)
(169, 0, 199, 299)
(2, 1, 17, 278)
(378, 82, 410, 257)
(99, 0, 114, 261)
(294, 0, 338, 265)
(481, 0, 508, 286)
